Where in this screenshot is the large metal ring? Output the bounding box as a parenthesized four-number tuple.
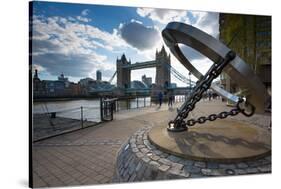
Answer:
(162, 22, 268, 113)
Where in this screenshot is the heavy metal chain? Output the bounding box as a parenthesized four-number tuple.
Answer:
(185, 98, 255, 126)
(168, 50, 256, 132)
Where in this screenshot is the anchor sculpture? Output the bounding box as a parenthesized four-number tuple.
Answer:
(115, 23, 271, 180)
(162, 22, 270, 132)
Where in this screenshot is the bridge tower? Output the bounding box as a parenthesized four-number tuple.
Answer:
(117, 54, 131, 88)
(155, 45, 171, 88)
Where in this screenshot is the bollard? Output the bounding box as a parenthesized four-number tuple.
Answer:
(100, 98, 103, 122)
(81, 106, 84, 128)
(110, 102, 114, 121)
(127, 99, 129, 110)
(50, 112, 56, 118)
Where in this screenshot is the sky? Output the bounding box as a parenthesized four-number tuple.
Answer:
(31, 1, 220, 86)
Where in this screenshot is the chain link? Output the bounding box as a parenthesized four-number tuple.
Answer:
(185, 98, 253, 127)
(168, 50, 256, 131)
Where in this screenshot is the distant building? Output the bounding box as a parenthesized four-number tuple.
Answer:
(170, 83, 177, 88)
(130, 80, 148, 89)
(58, 73, 68, 82)
(78, 77, 95, 95)
(79, 77, 94, 87)
(44, 80, 65, 96)
(78, 77, 114, 94)
(88, 81, 114, 93)
(58, 73, 70, 88)
(96, 70, 102, 81)
(69, 82, 81, 96)
(142, 75, 152, 88)
(33, 71, 82, 97)
(33, 69, 39, 80)
(219, 13, 271, 94)
(33, 69, 45, 97)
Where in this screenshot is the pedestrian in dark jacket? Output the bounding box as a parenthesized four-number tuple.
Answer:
(158, 91, 163, 107)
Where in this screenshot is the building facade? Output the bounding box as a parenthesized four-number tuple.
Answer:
(33, 69, 45, 97)
(155, 46, 171, 89)
(33, 71, 82, 98)
(219, 13, 271, 94)
(142, 74, 152, 88)
(116, 54, 131, 89)
(96, 70, 102, 81)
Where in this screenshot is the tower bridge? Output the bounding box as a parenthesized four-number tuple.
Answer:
(95, 46, 196, 97)
(120, 60, 156, 70)
(116, 46, 171, 90)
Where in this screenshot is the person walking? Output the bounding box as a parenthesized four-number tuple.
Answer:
(168, 90, 173, 108)
(158, 91, 163, 107)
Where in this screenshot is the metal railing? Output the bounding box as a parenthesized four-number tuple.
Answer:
(113, 96, 152, 112)
(33, 105, 101, 142)
(33, 95, 187, 142)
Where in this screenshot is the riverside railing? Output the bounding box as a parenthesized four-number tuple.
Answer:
(33, 95, 187, 142)
(113, 96, 152, 112)
(33, 97, 149, 142)
(33, 105, 101, 142)
(103, 95, 187, 113)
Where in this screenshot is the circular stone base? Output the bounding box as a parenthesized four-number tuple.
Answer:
(113, 126, 271, 183)
(149, 119, 271, 163)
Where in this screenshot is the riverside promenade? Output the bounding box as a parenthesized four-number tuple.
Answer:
(32, 100, 271, 187)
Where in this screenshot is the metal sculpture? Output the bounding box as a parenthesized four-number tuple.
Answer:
(162, 22, 269, 132)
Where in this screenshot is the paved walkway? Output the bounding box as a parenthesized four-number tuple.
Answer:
(32, 100, 271, 187)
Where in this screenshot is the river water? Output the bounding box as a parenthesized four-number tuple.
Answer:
(33, 97, 151, 122)
(33, 96, 186, 122)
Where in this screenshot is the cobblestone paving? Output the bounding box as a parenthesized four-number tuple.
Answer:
(32, 100, 271, 187)
(114, 126, 271, 182)
(32, 108, 170, 188)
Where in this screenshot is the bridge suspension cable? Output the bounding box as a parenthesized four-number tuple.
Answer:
(108, 71, 117, 84)
(163, 63, 196, 86)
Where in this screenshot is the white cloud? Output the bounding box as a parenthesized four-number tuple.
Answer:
(32, 16, 129, 56)
(89, 61, 116, 81)
(81, 9, 90, 16)
(76, 16, 91, 22)
(191, 11, 219, 38)
(118, 20, 161, 50)
(130, 19, 143, 24)
(32, 15, 130, 78)
(68, 16, 76, 22)
(136, 8, 189, 24)
(136, 8, 219, 38)
(32, 64, 46, 72)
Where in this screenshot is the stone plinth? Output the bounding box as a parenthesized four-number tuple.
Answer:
(113, 125, 271, 183)
(149, 119, 271, 163)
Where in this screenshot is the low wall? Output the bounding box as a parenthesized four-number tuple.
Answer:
(113, 127, 271, 183)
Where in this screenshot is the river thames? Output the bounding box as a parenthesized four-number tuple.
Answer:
(33, 97, 152, 122)
(33, 96, 186, 122)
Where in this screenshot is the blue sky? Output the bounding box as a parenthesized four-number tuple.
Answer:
(31, 1, 219, 86)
